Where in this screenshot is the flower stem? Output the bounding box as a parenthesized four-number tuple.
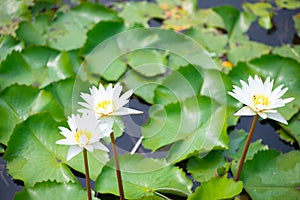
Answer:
(110, 132, 125, 200)
(83, 149, 92, 200)
(234, 114, 258, 181)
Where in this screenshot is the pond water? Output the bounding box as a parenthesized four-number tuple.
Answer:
(1, 0, 299, 199)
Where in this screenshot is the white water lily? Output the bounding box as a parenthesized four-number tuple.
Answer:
(78, 83, 142, 133)
(56, 114, 111, 161)
(228, 75, 294, 124)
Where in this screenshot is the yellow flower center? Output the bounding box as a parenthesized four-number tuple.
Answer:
(96, 100, 111, 110)
(252, 94, 270, 110)
(95, 99, 114, 115)
(75, 129, 92, 146)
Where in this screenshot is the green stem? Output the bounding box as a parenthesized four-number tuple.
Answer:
(83, 149, 92, 200)
(110, 132, 125, 200)
(234, 114, 258, 181)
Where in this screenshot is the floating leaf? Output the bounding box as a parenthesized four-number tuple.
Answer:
(3, 113, 77, 187)
(0, 84, 64, 145)
(272, 45, 300, 63)
(224, 129, 268, 161)
(118, 1, 163, 27)
(142, 96, 221, 152)
(229, 55, 300, 121)
(95, 154, 192, 199)
(17, 3, 119, 50)
(275, 0, 300, 9)
(154, 65, 203, 105)
(126, 49, 168, 77)
(187, 151, 227, 182)
(279, 112, 300, 145)
(294, 13, 300, 37)
(14, 181, 94, 200)
(167, 106, 229, 163)
(0, 35, 24, 62)
(188, 177, 243, 200)
(239, 150, 300, 200)
(185, 27, 228, 56)
(227, 39, 271, 65)
(81, 20, 124, 55)
(0, 46, 74, 92)
(0, 0, 32, 36)
(121, 70, 163, 104)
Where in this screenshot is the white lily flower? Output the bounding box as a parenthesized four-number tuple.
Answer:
(78, 83, 143, 133)
(56, 114, 110, 161)
(228, 75, 294, 124)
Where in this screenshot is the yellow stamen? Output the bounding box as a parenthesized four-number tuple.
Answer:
(252, 94, 270, 110)
(96, 100, 111, 110)
(75, 129, 92, 145)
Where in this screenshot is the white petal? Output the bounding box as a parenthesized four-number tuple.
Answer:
(92, 142, 109, 152)
(113, 107, 143, 116)
(267, 112, 288, 124)
(66, 145, 83, 161)
(234, 106, 256, 116)
(257, 111, 267, 119)
(85, 144, 93, 152)
(58, 127, 73, 138)
(56, 138, 77, 145)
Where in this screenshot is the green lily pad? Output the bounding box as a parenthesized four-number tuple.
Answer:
(185, 27, 228, 56)
(14, 181, 95, 200)
(81, 20, 125, 55)
(214, 6, 256, 38)
(0, 35, 24, 62)
(188, 177, 243, 200)
(275, 0, 300, 9)
(166, 106, 229, 163)
(0, 46, 74, 92)
(294, 14, 300, 37)
(0, 0, 32, 36)
(279, 112, 300, 145)
(17, 2, 119, 50)
(239, 150, 300, 200)
(142, 96, 221, 152)
(121, 70, 163, 104)
(229, 55, 300, 121)
(118, 1, 163, 27)
(154, 65, 203, 105)
(187, 151, 228, 182)
(272, 45, 300, 63)
(95, 154, 192, 199)
(126, 49, 168, 77)
(225, 129, 268, 161)
(0, 84, 64, 145)
(227, 39, 271, 65)
(3, 113, 77, 187)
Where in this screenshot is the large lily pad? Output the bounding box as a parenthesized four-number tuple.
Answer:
(95, 154, 192, 199)
(3, 113, 76, 187)
(14, 181, 95, 200)
(17, 2, 120, 50)
(166, 106, 229, 163)
(188, 177, 243, 200)
(0, 84, 64, 145)
(187, 151, 227, 182)
(142, 96, 221, 152)
(0, 46, 74, 92)
(239, 150, 300, 200)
